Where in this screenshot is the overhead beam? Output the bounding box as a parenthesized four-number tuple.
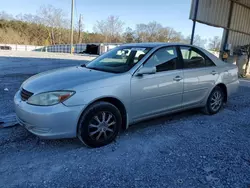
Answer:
(230, 0, 250, 10)
(195, 19, 250, 37)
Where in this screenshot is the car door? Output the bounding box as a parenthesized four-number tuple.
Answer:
(179, 46, 219, 107)
(130, 46, 184, 121)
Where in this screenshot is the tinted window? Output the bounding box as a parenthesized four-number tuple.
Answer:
(180, 47, 215, 68)
(145, 47, 178, 72)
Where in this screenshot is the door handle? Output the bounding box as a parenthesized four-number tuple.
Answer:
(211, 70, 218, 75)
(173, 76, 182, 81)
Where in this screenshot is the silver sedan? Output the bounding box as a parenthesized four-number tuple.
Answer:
(14, 43, 239, 147)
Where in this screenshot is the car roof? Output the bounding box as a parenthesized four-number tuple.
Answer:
(121, 42, 224, 67)
(121, 42, 193, 48)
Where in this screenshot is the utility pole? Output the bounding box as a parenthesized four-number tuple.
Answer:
(70, 0, 74, 54)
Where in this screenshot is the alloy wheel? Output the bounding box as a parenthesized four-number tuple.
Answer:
(210, 91, 222, 112)
(88, 111, 116, 141)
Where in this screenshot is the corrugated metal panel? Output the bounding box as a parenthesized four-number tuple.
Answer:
(228, 31, 250, 46)
(190, 0, 230, 28)
(190, 0, 250, 34)
(230, 3, 250, 34)
(190, 0, 250, 47)
(236, 0, 250, 8)
(189, 0, 196, 19)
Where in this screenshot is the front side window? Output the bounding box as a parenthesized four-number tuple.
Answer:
(144, 47, 179, 72)
(86, 46, 152, 73)
(180, 47, 215, 68)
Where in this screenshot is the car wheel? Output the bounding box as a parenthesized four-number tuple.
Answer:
(77, 101, 122, 148)
(202, 86, 225, 115)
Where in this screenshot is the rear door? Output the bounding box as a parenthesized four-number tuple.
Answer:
(179, 46, 219, 107)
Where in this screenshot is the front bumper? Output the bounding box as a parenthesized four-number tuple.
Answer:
(14, 90, 86, 139)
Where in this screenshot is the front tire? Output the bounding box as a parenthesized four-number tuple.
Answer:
(202, 86, 225, 115)
(78, 101, 122, 148)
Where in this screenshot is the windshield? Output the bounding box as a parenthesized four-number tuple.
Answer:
(85, 46, 152, 73)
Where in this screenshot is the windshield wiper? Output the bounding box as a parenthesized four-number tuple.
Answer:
(81, 64, 119, 73)
(81, 64, 101, 71)
(86, 67, 103, 71)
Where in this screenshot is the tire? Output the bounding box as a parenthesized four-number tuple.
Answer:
(202, 86, 225, 115)
(77, 101, 122, 148)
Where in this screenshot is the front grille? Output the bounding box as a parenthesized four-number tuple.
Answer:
(21, 88, 33, 101)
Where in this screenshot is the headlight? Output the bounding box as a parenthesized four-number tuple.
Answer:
(27, 91, 75, 106)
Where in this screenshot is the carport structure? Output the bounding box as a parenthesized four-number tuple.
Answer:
(190, 0, 250, 52)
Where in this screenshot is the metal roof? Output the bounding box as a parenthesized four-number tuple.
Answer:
(234, 0, 250, 8)
(190, 0, 250, 47)
(190, 0, 230, 28)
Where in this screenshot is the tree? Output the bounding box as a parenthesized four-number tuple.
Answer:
(37, 5, 69, 45)
(145, 21, 162, 42)
(208, 36, 221, 51)
(164, 27, 182, 42)
(15, 13, 41, 24)
(76, 15, 84, 43)
(0, 11, 14, 20)
(135, 22, 163, 42)
(93, 15, 124, 43)
(134, 23, 147, 42)
(123, 27, 135, 43)
(134, 22, 182, 43)
(183, 35, 207, 48)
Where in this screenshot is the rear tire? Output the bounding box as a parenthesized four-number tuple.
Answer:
(202, 86, 225, 115)
(77, 101, 122, 148)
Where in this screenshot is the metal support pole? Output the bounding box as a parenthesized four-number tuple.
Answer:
(223, 0, 234, 51)
(190, 0, 199, 45)
(70, 0, 74, 54)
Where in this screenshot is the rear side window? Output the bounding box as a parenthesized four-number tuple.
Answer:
(180, 47, 215, 69)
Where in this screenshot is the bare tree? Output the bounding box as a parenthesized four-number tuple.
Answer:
(146, 21, 162, 42)
(123, 27, 135, 43)
(208, 36, 221, 51)
(93, 15, 124, 43)
(77, 14, 84, 43)
(37, 5, 69, 45)
(183, 35, 207, 48)
(134, 23, 148, 42)
(0, 11, 14, 20)
(165, 27, 182, 42)
(134, 22, 182, 43)
(15, 13, 41, 24)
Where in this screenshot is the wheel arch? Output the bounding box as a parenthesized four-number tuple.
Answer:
(215, 83, 228, 103)
(77, 96, 128, 133)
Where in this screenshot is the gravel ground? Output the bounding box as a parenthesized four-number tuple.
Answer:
(0, 52, 250, 188)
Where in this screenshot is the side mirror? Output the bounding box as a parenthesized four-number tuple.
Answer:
(135, 66, 156, 76)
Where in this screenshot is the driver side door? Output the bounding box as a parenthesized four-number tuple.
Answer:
(130, 46, 184, 122)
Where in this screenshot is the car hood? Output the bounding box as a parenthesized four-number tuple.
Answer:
(22, 66, 114, 93)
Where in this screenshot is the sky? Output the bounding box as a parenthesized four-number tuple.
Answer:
(1, 0, 223, 40)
